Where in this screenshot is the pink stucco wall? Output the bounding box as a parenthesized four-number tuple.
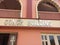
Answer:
(17, 30, 41, 45)
(17, 28, 60, 45)
(20, 0, 27, 18)
(0, 27, 60, 45)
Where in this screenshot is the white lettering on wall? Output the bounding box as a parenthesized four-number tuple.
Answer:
(4, 19, 23, 26)
(28, 20, 51, 27)
(0, 18, 59, 27)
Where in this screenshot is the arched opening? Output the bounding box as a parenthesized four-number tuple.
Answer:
(0, 0, 21, 10)
(38, 1, 58, 12)
(37, 1, 60, 20)
(0, 0, 21, 18)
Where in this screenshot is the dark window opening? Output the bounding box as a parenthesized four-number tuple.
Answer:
(0, 0, 21, 10)
(49, 36, 55, 45)
(0, 33, 17, 45)
(38, 2, 58, 12)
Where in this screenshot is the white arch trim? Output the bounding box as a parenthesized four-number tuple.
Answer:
(36, 0, 59, 18)
(19, 0, 23, 18)
(36, 0, 41, 18)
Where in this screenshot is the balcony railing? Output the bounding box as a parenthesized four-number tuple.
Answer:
(38, 11, 60, 20)
(0, 9, 21, 18)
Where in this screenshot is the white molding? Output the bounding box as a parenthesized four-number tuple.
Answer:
(36, 0, 41, 18)
(19, 0, 23, 17)
(36, 0, 60, 18)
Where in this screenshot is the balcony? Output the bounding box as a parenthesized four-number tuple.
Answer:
(0, 9, 21, 18)
(38, 11, 60, 20)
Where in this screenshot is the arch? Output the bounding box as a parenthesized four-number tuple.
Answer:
(0, 0, 21, 10)
(36, 0, 59, 18)
(37, 0, 58, 12)
(0, 0, 23, 18)
(38, 1, 58, 12)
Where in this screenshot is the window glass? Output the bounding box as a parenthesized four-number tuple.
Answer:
(49, 36, 55, 45)
(45, 35, 47, 40)
(42, 41, 44, 45)
(41, 34, 60, 45)
(42, 35, 44, 40)
(41, 35, 47, 40)
(46, 41, 48, 45)
(41, 35, 48, 45)
(57, 36, 60, 45)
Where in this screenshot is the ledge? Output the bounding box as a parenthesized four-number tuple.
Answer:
(0, 26, 60, 30)
(0, 9, 21, 18)
(38, 11, 60, 20)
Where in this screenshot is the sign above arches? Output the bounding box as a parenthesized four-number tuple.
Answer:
(0, 18, 60, 27)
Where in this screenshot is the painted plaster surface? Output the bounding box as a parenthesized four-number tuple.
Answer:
(0, 27, 60, 45)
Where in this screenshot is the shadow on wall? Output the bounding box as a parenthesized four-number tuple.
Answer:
(0, 0, 21, 10)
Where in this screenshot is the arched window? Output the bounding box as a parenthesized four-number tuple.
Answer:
(0, 0, 21, 18)
(0, 0, 21, 10)
(38, 2, 58, 12)
(37, 1, 60, 20)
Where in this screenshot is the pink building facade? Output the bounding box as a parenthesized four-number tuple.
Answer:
(0, 0, 60, 45)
